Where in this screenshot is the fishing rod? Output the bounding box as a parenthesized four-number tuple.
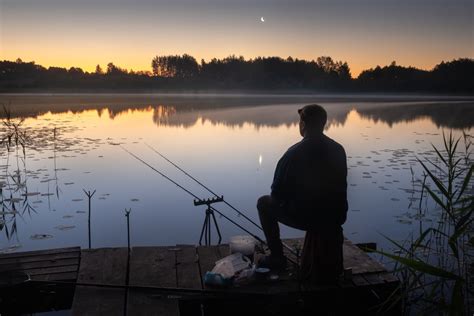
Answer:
(120, 146, 297, 264)
(144, 143, 298, 257)
(145, 143, 263, 231)
(1, 272, 270, 299)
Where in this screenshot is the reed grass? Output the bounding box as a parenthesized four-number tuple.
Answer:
(372, 131, 473, 315)
(0, 106, 32, 241)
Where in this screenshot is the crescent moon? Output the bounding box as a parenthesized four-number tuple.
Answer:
(260, 17, 265, 22)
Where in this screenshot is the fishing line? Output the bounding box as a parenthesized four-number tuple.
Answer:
(145, 143, 263, 231)
(120, 145, 298, 263)
(121, 146, 198, 199)
(144, 143, 298, 257)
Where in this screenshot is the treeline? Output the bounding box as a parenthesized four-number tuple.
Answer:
(0, 55, 472, 93)
(357, 59, 474, 93)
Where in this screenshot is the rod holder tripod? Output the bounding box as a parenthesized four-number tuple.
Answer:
(194, 196, 224, 246)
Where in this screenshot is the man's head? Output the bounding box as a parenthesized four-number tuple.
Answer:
(298, 104, 327, 137)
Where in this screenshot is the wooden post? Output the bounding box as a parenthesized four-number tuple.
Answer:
(124, 208, 131, 316)
(125, 208, 131, 250)
(83, 189, 96, 249)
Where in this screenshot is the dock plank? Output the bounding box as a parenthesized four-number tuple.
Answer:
(71, 248, 128, 316)
(128, 247, 177, 287)
(197, 245, 222, 283)
(343, 241, 386, 274)
(25, 265, 80, 278)
(0, 251, 79, 265)
(127, 247, 179, 316)
(217, 244, 230, 258)
(360, 273, 385, 286)
(0, 247, 79, 259)
(33, 271, 78, 281)
(0, 247, 80, 283)
(0, 257, 79, 272)
(176, 246, 201, 290)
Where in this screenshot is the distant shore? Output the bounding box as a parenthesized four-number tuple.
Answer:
(1, 58, 473, 95)
(1, 87, 472, 96)
(1, 92, 474, 103)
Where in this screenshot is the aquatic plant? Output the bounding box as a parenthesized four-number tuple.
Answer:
(0, 105, 62, 242)
(373, 131, 473, 314)
(0, 105, 35, 241)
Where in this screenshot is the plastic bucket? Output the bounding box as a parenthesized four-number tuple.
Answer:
(229, 235, 256, 256)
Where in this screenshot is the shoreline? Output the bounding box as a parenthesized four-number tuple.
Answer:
(1, 92, 474, 103)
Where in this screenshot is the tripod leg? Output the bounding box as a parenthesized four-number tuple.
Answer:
(199, 212, 208, 246)
(205, 216, 209, 246)
(207, 210, 211, 246)
(211, 211, 222, 244)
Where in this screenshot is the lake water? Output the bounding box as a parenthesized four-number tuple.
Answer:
(0, 94, 472, 256)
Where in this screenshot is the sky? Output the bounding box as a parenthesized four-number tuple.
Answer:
(0, 0, 472, 77)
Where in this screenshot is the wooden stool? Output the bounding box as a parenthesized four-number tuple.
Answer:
(300, 228, 344, 284)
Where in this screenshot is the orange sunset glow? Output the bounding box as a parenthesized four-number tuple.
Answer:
(1, 0, 472, 77)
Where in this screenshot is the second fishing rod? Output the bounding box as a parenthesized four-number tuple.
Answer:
(144, 143, 298, 257)
(121, 146, 298, 263)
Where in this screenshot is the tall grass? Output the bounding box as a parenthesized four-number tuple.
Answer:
(0, 105, 60, 243)
(374, 131, 473, 315)
(0, 106, 30, 242)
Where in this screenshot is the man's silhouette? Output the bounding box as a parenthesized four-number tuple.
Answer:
(257, 104, 348, 281)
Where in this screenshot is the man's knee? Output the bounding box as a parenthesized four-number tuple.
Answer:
(257, 195, 272, 212)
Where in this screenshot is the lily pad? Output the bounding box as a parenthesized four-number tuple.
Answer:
(0, 245, 21, 253)
(55, 225, 75, 231)
(30, 234, 53, 240)
(0, 211, 18, 215)
(396, 219, 412, 225)
(21, 192, 41, 197)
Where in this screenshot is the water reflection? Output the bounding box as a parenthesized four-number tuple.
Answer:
(0, 112, 102, 245)
(357, 102, 474, 129)
(0, 94, 473, 129)
(157, 101, 474, 130)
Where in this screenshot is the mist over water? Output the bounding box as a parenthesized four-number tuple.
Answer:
(0, 94, 472, 254)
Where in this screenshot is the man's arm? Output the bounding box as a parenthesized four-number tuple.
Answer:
(335, 145, 348, 225)
(270, 151, 292, 202)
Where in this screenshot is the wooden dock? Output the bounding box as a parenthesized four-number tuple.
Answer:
(0, 238, 399, 315)
(0, 247, 80, 313)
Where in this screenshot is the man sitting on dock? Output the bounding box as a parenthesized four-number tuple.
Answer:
(257, 104, 348, 283)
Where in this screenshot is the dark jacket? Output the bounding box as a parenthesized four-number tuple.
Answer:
(271, 134, 348, 230)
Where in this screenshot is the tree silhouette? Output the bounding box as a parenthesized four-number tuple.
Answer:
(151, 54, 199, 78)
(0, 56, 472, 93)
(95, 65, 103, 75)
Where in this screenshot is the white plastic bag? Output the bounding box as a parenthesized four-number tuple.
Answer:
(211, 253, 251, 278)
